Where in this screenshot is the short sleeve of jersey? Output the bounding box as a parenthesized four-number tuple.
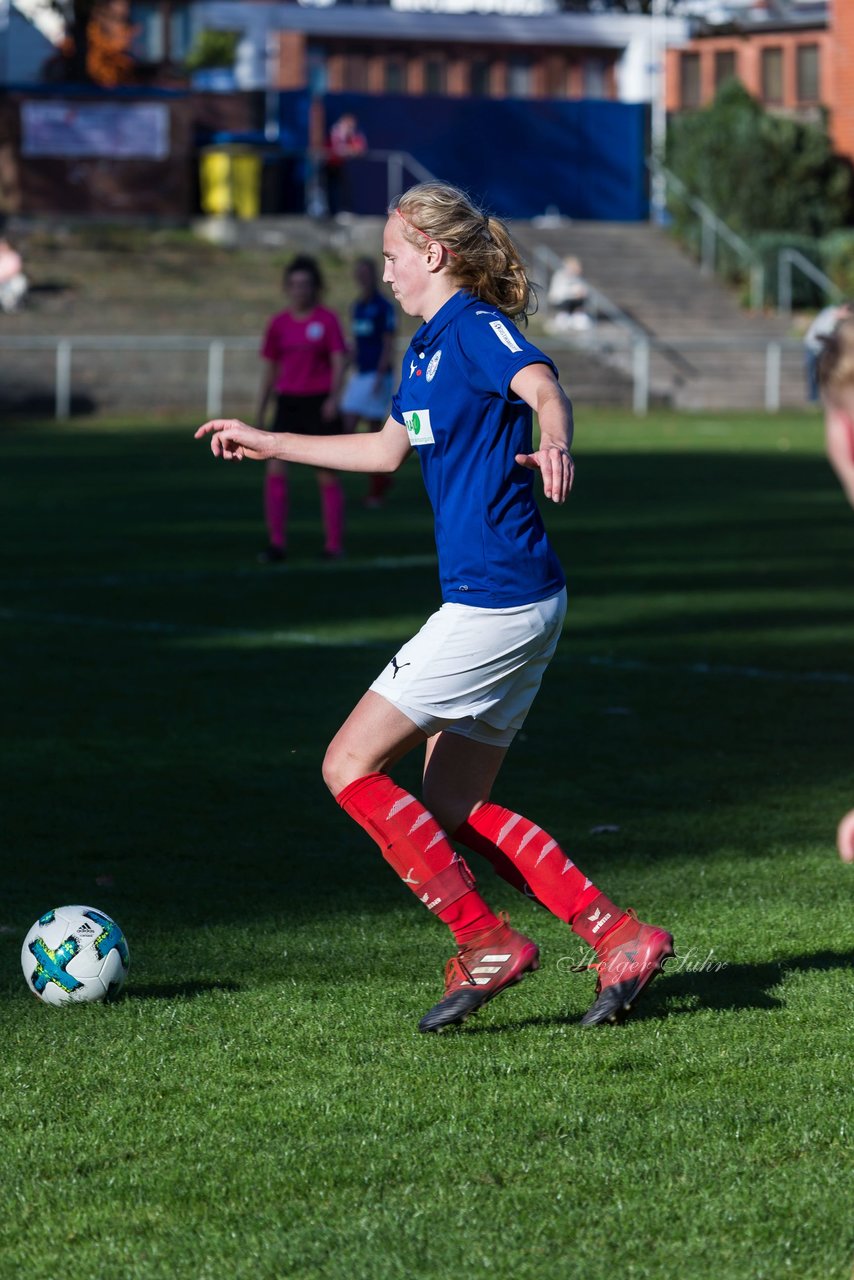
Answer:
(452, 309, 556, 400)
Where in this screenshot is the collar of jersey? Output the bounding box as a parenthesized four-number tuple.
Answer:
(412, 290, 473, 352)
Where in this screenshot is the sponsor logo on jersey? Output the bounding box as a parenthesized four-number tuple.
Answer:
(306, 321, 325, 341)
(403, 409, 435, 446)
(426, 350, 442, 382)
(489, 319, 522, 353)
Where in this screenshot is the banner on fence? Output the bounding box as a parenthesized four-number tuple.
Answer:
(21, 101, 170, 159)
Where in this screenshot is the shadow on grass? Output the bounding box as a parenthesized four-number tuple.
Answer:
(458, 947, 854, 1033)
(646, 946, 854, 1018)
(123, 979, 241, 1002)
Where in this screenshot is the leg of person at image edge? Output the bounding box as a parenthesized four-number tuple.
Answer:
(838, 810, 854, 864)
(326, 693, 674, 1033)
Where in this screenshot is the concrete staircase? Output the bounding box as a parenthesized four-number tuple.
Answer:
(512, 221, 805, 410)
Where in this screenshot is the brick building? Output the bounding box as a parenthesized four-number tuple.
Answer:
(667, 0, 854, 165)
(178, 1, 687, 105)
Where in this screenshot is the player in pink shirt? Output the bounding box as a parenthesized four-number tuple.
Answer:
(257, 255, 348, 561)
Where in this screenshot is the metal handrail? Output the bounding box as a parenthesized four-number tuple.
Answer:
(365, 149, 439, 204)
(649, 161, 765, 310)
(778, 248, 842, 314)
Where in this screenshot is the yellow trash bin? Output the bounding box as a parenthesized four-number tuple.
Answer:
(231, 150, 262, 219)
(199, 147, 262, 219)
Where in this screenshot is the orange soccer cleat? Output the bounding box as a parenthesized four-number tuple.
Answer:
(580, 909, 674, 1028)
(418, 916, 540, 1033)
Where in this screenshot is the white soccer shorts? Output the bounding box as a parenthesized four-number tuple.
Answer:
(370, 588, 567, 746)
(340, 371, 393, 422)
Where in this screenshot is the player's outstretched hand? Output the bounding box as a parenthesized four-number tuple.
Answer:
(515, 446, 574, 504)
(837, 809, 854, 863)
(194, 419, 272, 462)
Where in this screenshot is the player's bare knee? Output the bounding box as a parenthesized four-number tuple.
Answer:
(322, 740, 364, 796)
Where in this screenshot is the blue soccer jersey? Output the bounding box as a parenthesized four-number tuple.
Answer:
(390, 291, 567, 607)
(353, 292, 396, 373)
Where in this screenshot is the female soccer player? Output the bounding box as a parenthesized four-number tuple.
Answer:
(256, 254, 348, 562)
(818, 317, 854, 863)
(196, 183, 674, 1031)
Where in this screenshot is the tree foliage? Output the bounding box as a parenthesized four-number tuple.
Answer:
(185, 29, 240, 73)
(666, 79, 853, 237)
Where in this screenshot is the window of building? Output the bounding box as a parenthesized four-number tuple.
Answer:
(583, 56, 606, 100)
(343, 54, 369, 92)
(714, 49, 737, 90)
(680, 52, 701, 109)
(385, 58, 406, 94)
(796, 44, 820, 103)
(470, 58, 492, 97)
(544, 59, 567, 99)
(424, 57, 446, 95)
(169, 6, 192, 61)
(507, 56, 533, 99)
(761, 47, 783, 105)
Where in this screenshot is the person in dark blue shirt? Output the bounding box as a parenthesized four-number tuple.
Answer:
(196, 182, 674, 1034)
(341, 257, 396, 508)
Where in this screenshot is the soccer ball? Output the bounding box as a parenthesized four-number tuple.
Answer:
(21, 905, 130, 1006)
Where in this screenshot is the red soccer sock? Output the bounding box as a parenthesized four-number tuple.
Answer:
(336, 773, 500, 945)
(368, 472, 392, 501)
(320, 480, 345, 555)
(264, 473, 289, 550)
(454, 803, 627, 948)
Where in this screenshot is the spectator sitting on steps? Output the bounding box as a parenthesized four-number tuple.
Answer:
(804, 300, 852, 403)
(546, 255, 592, 334)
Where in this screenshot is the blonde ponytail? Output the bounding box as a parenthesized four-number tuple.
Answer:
(391, 183, 534, 321)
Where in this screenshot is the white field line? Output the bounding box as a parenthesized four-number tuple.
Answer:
(1, 605, 853, 685)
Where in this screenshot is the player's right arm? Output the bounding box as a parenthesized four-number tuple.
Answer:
(825, 406, 854, 507)
(194, 415, 412, 473)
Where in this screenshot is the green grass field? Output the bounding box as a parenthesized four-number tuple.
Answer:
(1, 408, 852, 1280)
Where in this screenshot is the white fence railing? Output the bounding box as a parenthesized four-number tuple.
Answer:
(0, 333, 808, 418)
(0, 334, 257, 420)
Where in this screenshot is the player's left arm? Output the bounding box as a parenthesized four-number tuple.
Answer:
(511, 362, 575, 504)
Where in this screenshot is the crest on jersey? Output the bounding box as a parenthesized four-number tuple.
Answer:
(306, 321, 325, 341)
(426, 350, 442, 382)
